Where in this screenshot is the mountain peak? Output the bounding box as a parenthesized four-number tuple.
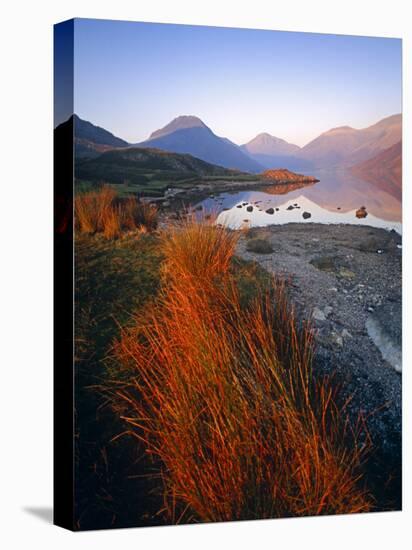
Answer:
(242, 132, 300, 156)
(325, 125, 356, 134)
(149, 115, 209, 139)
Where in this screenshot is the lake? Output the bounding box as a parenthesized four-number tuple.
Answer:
(195, 169, 402, 234)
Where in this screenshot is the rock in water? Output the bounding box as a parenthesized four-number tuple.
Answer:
(302, 211, 311, 219)
(356, 206, 368, 218)
(266, 208, 275, 214)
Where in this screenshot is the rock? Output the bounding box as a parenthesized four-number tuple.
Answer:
(312, 307, 326, 321)
(359, 237, 385, 253)
(366, 302, 401, 372)
(236, 204, 242, 208)
(324, 305, 333, 317)
(302, 211, 311, 219)
(310, 256, 336, 272)
(287, 205, 294, 211)
(342, 329, 352, 338)
(337, 207, 341, 210)
(356, 206, 368, 219)
(275, 208, 279, 211)
(331, 332, 343, 347)
(246, 238, 273, 254)
(339, 268, 356, 279)
(266, 208, 275, 214)
(246, 205, 254, 212)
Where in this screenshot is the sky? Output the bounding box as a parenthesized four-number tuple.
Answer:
(66, 18, 401, 147)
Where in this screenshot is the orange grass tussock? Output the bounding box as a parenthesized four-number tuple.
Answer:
(75, 186, 158, 238)
(110, 220, 372, 523)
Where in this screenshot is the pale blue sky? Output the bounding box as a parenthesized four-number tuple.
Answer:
(72, 18, 402, 146)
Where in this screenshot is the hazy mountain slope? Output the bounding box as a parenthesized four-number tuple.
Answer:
(137, 116, 262, 173)
(350, 141, 402, 200)
(242, 132, 300, 156)
(299, 114, 401, 168)
(242, 152, 314, 172)
(71, 114, 129, 158)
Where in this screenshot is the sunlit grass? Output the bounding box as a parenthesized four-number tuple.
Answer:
(75, 185, 158, 238)
(108, 219, 372, 523)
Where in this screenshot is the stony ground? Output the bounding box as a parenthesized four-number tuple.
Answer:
(237, 223, 402, 508)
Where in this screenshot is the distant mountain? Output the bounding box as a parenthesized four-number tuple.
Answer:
(298, 114, 401, 168)
(136, 116, 262, 173)
(75, 146, 243, 188)
(350, 141, 402, 200)
(71, 114, 129, 158)
(148, 115, 208, 140)
(241, 132, 314, 171)
(242, 132, 300, 156)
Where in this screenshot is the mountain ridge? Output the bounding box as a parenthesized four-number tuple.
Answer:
(137, 117, 262, 173)
(299, 114, 401, 168)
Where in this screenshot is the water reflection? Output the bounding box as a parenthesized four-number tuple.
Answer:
(196, 169, 402, 234)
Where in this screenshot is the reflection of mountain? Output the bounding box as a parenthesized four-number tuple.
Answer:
(200, 169, 401, 224)
(291, 170, 402, 222)
(298, 114, 401, 168)
(215, 194, 401, 234)
(350, 142, 402, 200)
(258, 180, 317, 195)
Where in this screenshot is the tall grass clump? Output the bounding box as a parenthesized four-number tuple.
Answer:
(110, 220, 372, 523)
(75, 186, 158, 238)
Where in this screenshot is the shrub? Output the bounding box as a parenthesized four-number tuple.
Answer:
(74, 186, 158, 238)
(109, 221, 372, 523)
(246, 237, 274, 254)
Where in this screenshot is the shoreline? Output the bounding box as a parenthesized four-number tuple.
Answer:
(236, 222, 401, 507)
(148, 176, 318, 206)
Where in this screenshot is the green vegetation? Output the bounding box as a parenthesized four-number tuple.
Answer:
(75, 186, 158, 239)
(75, 146, 253, 196)
(110, 221, 371, 523)
(74, 224, 277, 528)
(75, 231, 164, 528)
(246, 237, 274, 254)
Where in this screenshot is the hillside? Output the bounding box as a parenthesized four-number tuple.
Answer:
(75, 146, 245, 195)
(261, 169, 318, 184)
(298, 114, 401, 168)
(73, 114, 129, 158)
(350, 141, 402, 200)
(136, 116, 262, 173)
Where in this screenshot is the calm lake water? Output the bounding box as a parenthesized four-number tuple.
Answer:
(195, 169, 402, 235)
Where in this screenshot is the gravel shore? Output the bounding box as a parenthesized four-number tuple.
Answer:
(237, 223, 402, 509)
